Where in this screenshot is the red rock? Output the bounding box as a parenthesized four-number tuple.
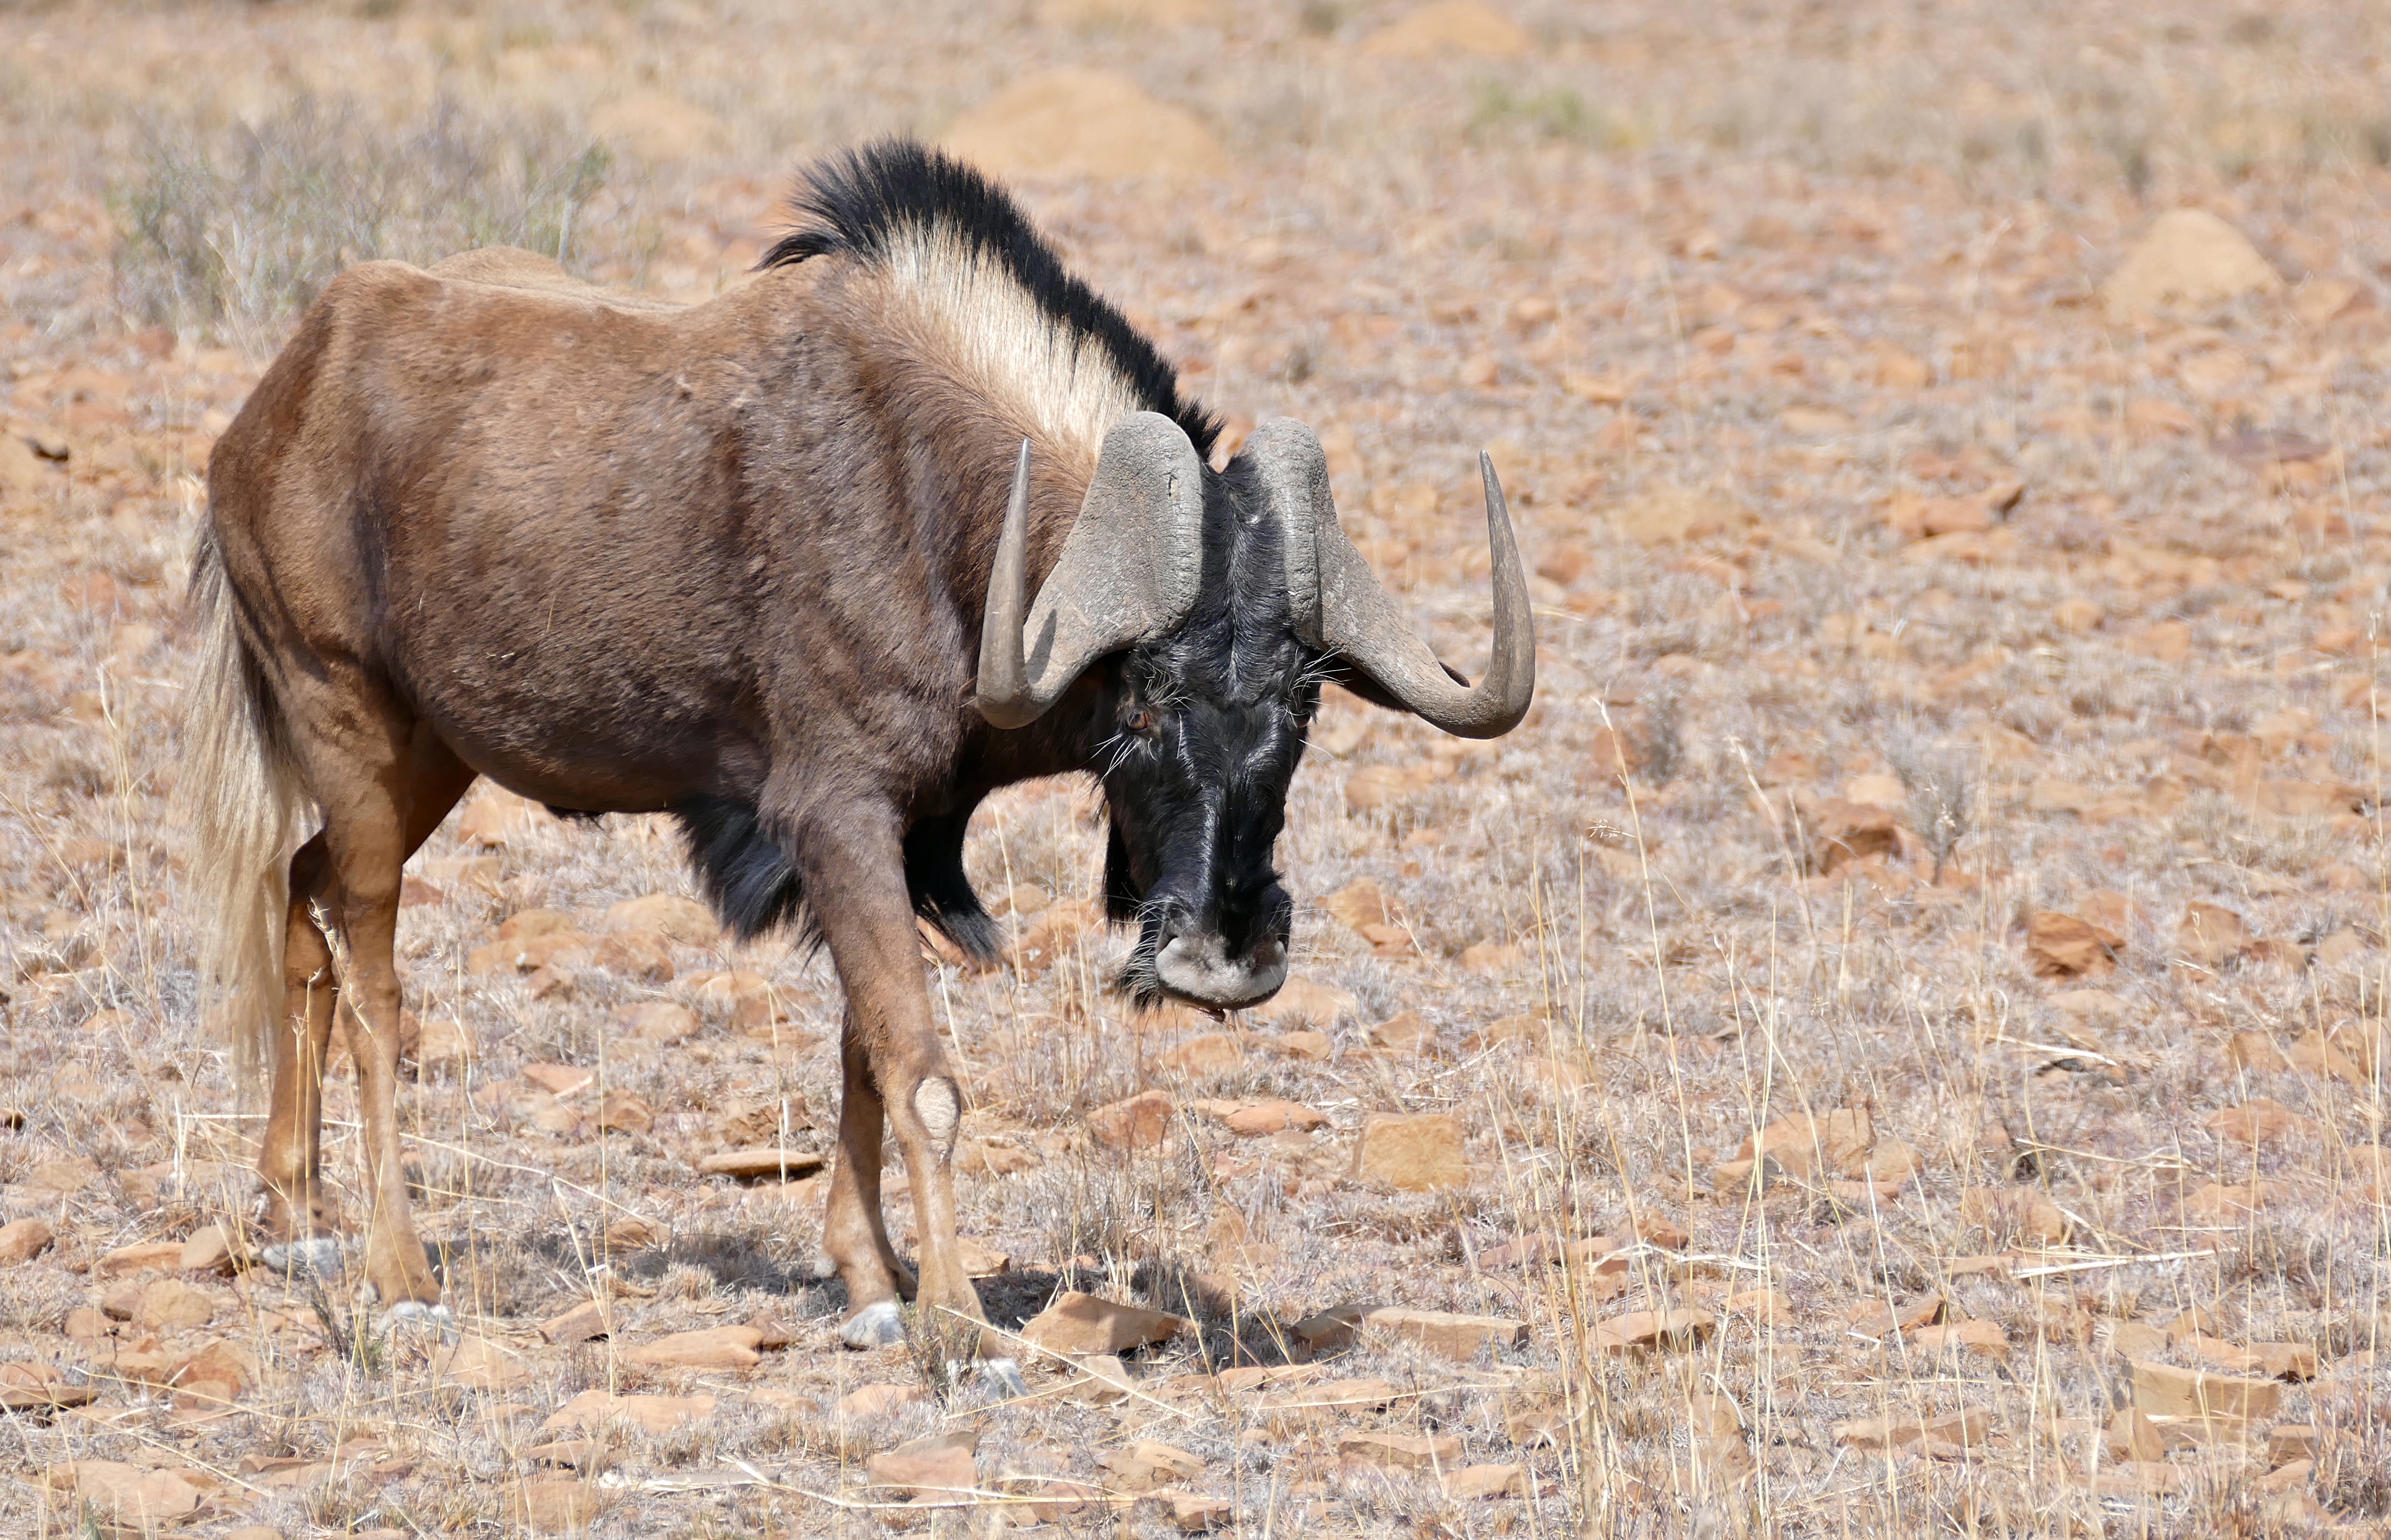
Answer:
(2129, 1359, 2280, 1424)
(2025, 911, 2121, 977)
(509, 1478, 604, 1533)
(43, 1461, 203, 1527)
(439, 1336, 531, 1391)
(1087, 1090, 1176, 1152)
(177, 1225, 239, 1275)
(1095, 1440, 1203, 1492)
(1593, 1308, 1715, 1353)
(594, 929, 675, 982)
(521, 1062, 596, 1096)
(603, 893, 718, 945)
(1019, 1290, 1183, 1355)
(1158, 1033, 1245, 1074)
(1167, 1491, 1234, 1531)
(622, 1001, 701, 1044)
(1251, 975, 1357, 1026)
(837, 1383, 929, 1418)
(0, 1218, 55, 1264)
(537, 1300, 609, 1345)
(135, 1280, 215, 1332)
(865, 1431, 978, 1501)
(93, 1240, 182, 1277)
(620, 1325, 764, 1371)
(1361, 1307, 1527, 1360)
(541, 1390, 716, 1435)
(1350, 1111, 1467, 1191)
(1337, 1431, 1463, 1470)
(697, 1147, 825, 1181)
(592, 1090, 653, 1134)
(1209, 1099, 1329, 1136)
(1443, 1464, 1528, 1498)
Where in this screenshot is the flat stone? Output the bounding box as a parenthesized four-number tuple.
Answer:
(1020, 1290, 1183, 1355)
(521, 1062, 596, 1096)
(43, 1461, 203, 1527)
(1362, 1307, 1527, 1360)
(537, 1300, 610, 1345)
(1087, 1090, 1177, 1152)
(1338, 1431, 1463, 1470)
(177, 1225, 239, 1275)
(866, 1431, 978, 1502)
(542, 1390, 717, 1435)
(837, 1383, 929, 1418)
(1095, 1440, 1203, 1493)
(1593, 1308, 1716, 1353)
(1350, 1111, 1467, 1191)
(1443, 1463, 1528, 1499)
(93, 1241, 182, 1277)
(438, 1336, 531, 1391)
(697, 1148, 826, 1181)
(135, 1280, 215, 1332)
(1167, 1491, 1234, 1531)
(2129, 1359, 2282, 1425)
(0, 1217, 55, 1264)
(620, 1325, 765, 1371)
(509, 1477, 604, 1534)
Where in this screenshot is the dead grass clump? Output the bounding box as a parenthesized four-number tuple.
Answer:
(111, 94, 624, 350)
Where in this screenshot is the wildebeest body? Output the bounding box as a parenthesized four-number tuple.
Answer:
(211, 250, 1079, 938)
(186, 140, 1531, 1348)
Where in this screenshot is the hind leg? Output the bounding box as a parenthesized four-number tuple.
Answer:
(255, 834, 344, 1269)
(259, 709, 472, 1305)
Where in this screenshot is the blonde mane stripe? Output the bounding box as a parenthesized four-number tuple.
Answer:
(879, 223, 1149, 471)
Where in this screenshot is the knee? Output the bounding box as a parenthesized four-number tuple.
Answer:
(909, 1076, 961, 1154)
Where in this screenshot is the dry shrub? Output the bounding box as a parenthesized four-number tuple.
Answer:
(111, 94, 633, 348)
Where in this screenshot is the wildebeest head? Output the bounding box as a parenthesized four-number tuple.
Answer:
(978, 413, 1534, 1011)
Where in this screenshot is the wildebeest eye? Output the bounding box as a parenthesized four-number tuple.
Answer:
(1122, 704, 1157, 733)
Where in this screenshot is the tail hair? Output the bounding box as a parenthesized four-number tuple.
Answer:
(181, 533, 308, 1091)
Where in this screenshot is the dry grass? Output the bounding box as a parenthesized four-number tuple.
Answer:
(3, 0, 2389, 1535)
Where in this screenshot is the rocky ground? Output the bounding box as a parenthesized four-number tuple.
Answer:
(2, 0, 2389, 1535)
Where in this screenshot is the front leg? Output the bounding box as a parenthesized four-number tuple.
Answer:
(797, 803, 994, 1361)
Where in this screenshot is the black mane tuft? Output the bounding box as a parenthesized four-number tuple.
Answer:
(761, 138, 1219, 457)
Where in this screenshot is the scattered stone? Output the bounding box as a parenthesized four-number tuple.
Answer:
(1252, 976, 1357, 1027)
(1095, 1440, 1203, 1492)
(838, 1383, 928, 1418)
(1157, 1034, 1245, 1075)
(439, 1335, 531, 1391)
(538, 1300, 610, 1345)
(1910, 1318, 2010, 1365)
(1087, 1090, 1177, 1152)
(865, 1430, 978, 1501)
(621, 1325, 766, 1371)
(43, 1461, 204, 1528)
(1020, 1291, 1183, 1355)
(2127, 1359, 2281, 1425)
(0, 1217, 55, 1263)
(1166, 1491, 1234, 1531)
(1960, 1186, 2070, 1246)
(2025, 910, 2121, 977)
(1593, 1308, 1716, 1353)
(592, 1090, 654, 1135)
(1338, 1431, 1464, 1470)
(1367, 1010, 1433, 1053)
(944, 68, 1229, 181)
(2101, 208, 2282, 318)
(2178, 900, 2250, 965)
(94, 1241, 182, 1277)
(594, 929, 675, 982)
(1443, 1463, 1528, 1499)
(1362, 1307, 1527, 1360)
(697, 1148, 827, 1181)
(2205, 1098, 2307, 1144)
(1290, 1304, 1368, 1353)
(541, 1390, 717, 1436)
(1359, 0, 1531, 57)
(1350, 1111, 1467, 1191)
(509, 1477, 604, 1534)
(622, 1001, 702, 1044)
(135, 1280, 214, 1332)
(603, 893, 718, 945)
(1192, 1099, 1329, 1137)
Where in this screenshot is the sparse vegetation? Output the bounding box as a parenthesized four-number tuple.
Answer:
(112, 94, 622, 348)
(0, 0, 2386, 1535)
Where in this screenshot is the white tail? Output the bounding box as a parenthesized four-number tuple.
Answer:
(182, 537, 309, 1092)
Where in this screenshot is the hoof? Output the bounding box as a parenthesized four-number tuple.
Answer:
(260, 1236, 347, 1278)
(382, 1300, 458, 1342)
(978, 1357, 1028, 1399)
(838, 1299, 905, 1350)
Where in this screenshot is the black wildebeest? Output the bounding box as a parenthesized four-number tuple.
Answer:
(186, 140, 1532, 1358)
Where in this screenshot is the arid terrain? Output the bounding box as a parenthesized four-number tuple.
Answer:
(3, 0, 2389, 1534)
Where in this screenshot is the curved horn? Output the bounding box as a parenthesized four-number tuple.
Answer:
(1247, 416, 1535, 739)
(975, 412, 1208, 729)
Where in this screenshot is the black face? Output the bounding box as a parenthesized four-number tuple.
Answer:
(1095, 461, 1320, 1010)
